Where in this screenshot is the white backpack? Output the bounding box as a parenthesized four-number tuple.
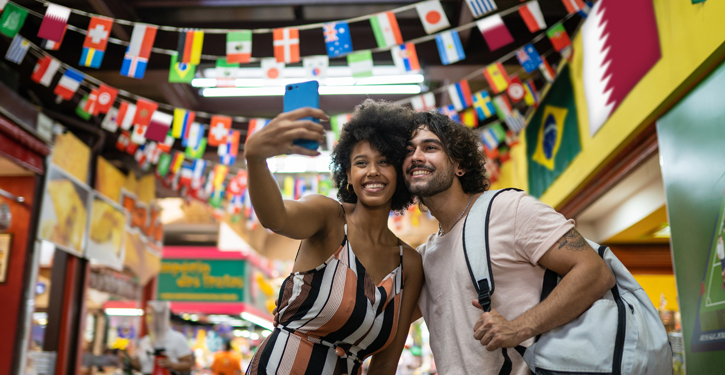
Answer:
(462, 189, 672, 375)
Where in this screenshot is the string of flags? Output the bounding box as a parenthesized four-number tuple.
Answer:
(0, 0, 586, 211)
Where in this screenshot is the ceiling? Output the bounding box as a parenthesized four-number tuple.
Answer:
(0, 0, 574, 176)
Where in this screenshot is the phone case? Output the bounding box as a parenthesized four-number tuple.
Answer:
(284, 81, 320, 150)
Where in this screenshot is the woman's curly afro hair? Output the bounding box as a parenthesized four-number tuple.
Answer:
(413, 110, 490, 195)
(331, 99, 416, 212)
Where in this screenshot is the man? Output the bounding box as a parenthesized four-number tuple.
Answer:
(404, 111, 616, 375)
(210, 340, 242, 375)
(130, 301, 194, 375)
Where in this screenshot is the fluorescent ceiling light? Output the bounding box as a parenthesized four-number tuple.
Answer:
(192, 74, 424, 88)
(105, 308, 144, 316)
(201, 85, 421, 97)
(267, 152, 332, 174)
(241, 312, 274, 331)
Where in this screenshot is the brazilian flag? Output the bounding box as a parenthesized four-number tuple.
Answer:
(526, 65, 581, 198)
(169, 54, 196, 83)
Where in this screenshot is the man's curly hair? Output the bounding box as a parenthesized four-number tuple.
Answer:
(413, 111, 490, 195)
(331, 99, 416, 212)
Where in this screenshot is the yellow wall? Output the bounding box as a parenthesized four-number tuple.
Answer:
(526, 0, 725, 208)
(490, 134, 529, 191)
(633, 274, 679, 311)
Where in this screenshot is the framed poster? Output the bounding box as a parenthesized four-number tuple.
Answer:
(0, 234, 11, 283)
(85, 192, 128, 271)
(38, 164, 91, 256)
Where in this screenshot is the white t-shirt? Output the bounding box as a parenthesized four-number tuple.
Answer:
(418, 190, 574, 375)
(136, 329, 192, 374)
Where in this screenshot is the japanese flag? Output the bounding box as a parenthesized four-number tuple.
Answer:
(261, 58, 285, 84)
(415, 1, 451, 35)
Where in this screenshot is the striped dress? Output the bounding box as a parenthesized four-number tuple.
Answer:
(246, 225, 405, 375)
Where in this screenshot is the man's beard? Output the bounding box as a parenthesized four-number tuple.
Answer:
(406, 164, 456, 198)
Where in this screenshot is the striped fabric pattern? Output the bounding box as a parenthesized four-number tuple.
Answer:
(247, 225, 404, 375)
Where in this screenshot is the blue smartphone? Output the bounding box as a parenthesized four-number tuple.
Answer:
(284, 80, 320, 150)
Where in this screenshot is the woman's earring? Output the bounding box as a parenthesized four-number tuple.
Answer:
(347, 183, 355, 195)
(457, 171, 464, 176)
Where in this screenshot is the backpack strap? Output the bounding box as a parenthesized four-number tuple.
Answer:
(463, 188, 528, 375)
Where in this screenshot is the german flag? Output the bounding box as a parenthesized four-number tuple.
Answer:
(176, 29, 204, 65)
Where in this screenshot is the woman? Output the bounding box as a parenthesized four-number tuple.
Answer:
(244, 100, 423, 375)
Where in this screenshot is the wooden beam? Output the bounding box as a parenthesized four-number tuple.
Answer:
(158, 83, 199, 109)
(607, 244, 673, 275)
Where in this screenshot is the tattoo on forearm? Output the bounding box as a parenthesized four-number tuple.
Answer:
(557, 229, 588, 251)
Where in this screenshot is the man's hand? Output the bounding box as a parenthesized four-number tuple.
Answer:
(472, 300, 531, 351)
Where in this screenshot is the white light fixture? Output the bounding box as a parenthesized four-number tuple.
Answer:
(105, 308, 144, 316)
(202, 84, 421, 97)
(192, 74, 425, 88)
(267, 152, 332, 174)
(203, 65, 401, 79)
(241, 312, 274, 331)
(261, 330, 272, 338)
(250, 333, 260, 340)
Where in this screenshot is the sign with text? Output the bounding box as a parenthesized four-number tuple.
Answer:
(157, 259, 246, 302)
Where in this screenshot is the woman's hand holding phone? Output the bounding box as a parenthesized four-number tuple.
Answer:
(244, 107, 328, 162)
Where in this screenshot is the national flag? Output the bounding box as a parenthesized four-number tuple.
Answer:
(191, 159, 207, 189)
(370, 12, 403, 48)
(526, 64, 580, 197)
(303, 56, 329, 79)
(176, 29, 204, 65)
(546, 22, 571, 53)
(461, 108, 478, 128)
(41, 26, 66, 50)
(121, 24, 157, 79)
(37, 3, 69, 42)
(84, 89, 98, 114)
(391, 43, 420, 73)
(170, 151, 185, 174)
(411, 92, 436, 111)
(76, 94, 93, 121)
(186, 122, 205, 149)
(245, 118, 269, 142)
(519, 1, 546, 33)
(561, 0, 590, 15)
(172, 108, 195, 139)
(95, 84, 117, 115)
(168, 54, 196, 83)
(116, 101, 136, 130)
(435, 30, 465, 65)
(465, 0, 497, 19)
(273, 27, 300, 63)
(347, 51, 373, 78)
(473, 90, 496, 120)
(212, 164, 229, 188)
(218, 130, 240, 165)
(101, 107, 119, 132)
(143, 141, 161, 165)
(476, 14, 513, 51)
(506, 77, 525, 103)
(0, 3, 28, 37)
(185, 137, 207, 159)
(208, 115, 232, 146)
(439, 105, 460, 122)
(516, 43, 542, 73)
(539, 57, 556, 83)
(227, 170, 247, 196)
(216, 58, 239, 87)
(227, 30, 252, 63)
(157, 153, 172, 178)
(116, 131, 130, 152)
(54, 68, 83, 101)
(131, 124, 147, 144)
(261, 58, 284, 82)
(5, 35, 28, 64)
(157, 132, 174, 153)
(145, 111, 173, 142)
(493, 95, 526, 133)
(80, 16, 113, 68)
(447, 80, 473, 111)
(483, 62, 510, 94)
(178, 163, 193, 187)
(523, 79, 539, 106)
(323, 22, 353, 57)
(481, 123, 506, 150)
(330, 114, 351, 138)
(132, 98, 157, 127)
(415, 1, 450, 34)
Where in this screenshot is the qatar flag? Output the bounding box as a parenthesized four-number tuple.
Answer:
(582, 0, 660, 136)
(37, 4, 70, 42)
